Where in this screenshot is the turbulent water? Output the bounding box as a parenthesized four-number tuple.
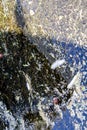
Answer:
(0, 0, 87, 130)
(0, 32, 72, 130)
(0, 32, 87, 130)
(52, 42, 87, 130)
(19, 0, 87, 46)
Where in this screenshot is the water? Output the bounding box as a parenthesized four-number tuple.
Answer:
(0, 32, 72, 130)
(0, 32, 87, 130)
(0, 0, 87, 130)
(52, 42, 87, 130)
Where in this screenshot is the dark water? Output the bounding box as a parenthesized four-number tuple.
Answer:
(0, 31, 87, 130)
(0, 32, 73, 130)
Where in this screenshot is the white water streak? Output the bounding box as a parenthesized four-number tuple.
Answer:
(67, 72, 80, 90)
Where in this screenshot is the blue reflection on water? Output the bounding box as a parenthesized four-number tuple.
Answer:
(52, 41, 87, 130)
(60, 42, 87, 86)
(52, 109, 74, 130)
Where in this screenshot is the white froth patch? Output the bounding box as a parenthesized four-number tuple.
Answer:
(67, 72, 81, 90)
(51, 59, 65, 70)
(30, 9, 35, 16)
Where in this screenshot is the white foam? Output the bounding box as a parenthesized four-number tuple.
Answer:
(67, 72, 80, 89)
(51, 59, 65, 70)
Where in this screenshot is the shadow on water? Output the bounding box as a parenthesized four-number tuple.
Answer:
(0, 0, 87, 130)
(0, 31, 73, 130)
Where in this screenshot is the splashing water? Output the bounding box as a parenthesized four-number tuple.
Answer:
(0, 0, 87, 130)
(52, 42, 87, 130)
